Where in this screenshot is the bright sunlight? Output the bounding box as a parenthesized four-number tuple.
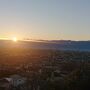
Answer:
(12, 37, 18, 42)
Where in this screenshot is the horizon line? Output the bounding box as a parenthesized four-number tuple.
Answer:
(0, 38, 90, 42)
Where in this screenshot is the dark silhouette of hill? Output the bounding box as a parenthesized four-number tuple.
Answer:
(0, 40, 90, 51)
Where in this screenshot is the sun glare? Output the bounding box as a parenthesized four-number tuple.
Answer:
(12, 37, 17, 42)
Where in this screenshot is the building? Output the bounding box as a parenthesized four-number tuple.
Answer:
(0, 74, 27, 90)
(10, 74, 27, 87)
(0, 78, 11, 90)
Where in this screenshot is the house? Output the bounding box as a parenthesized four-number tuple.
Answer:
(0, 74, 27, 89)
(0, 78, 11, 90)
(10, 74, 27, 87)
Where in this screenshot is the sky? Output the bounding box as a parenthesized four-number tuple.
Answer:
(0, 0, 90, 40)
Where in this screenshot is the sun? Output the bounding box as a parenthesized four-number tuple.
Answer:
(12, 37, 18, 42)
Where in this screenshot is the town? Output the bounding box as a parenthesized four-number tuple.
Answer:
(0, 48, 90, 90)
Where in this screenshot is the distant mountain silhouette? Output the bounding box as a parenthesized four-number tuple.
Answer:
(0, 40, 90, 51)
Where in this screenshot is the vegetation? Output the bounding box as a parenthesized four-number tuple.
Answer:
(0, 48, 90, 90)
